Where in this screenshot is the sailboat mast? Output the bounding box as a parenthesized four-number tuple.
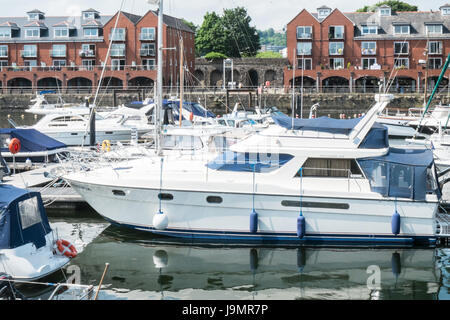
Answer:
(155, 0, 164, 155)
(179, 37, 184, 127)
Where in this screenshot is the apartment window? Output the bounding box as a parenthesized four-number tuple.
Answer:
(299, 158, 362, 178)
(296, 26, 312, 39)
(426, 24, 443, 35)
(442, 7, 450, 15)
(84, 28, 99, 37)
(329, 26, 344, 39)
(51, 44, 66, 57)
(0, 27, 11, 38)
(140, 43, 155, 56)
(297, 42, 312, 55)
(362, 25, 378, 35)
(140, 27, 155, 40)
(361, 42, 376, 55)
(111, 59, 125, 71)
(297, 58, 312, 70)
(81, 44, 95, 57)
(329, 42, 344, 55)
(394, 25, 410, 35)
(111, 43, 125, 57)
(362, 58, 377, 70)
(110, 28, 126, 41)
(54, 27, 69, 38)
(142, 59, 155, 70)
(394, 58, 409, 69)
(28, 13, 40, 21)
(428, 58, 442, 69)
(82, 59, 95, 71)
(394, 42, 408, 55)
(318, 9, 330, 18)
(25, 28, 40, 38)
(330, 58, 344, 70)
(0, 45, 7, 58)
(428, 41, 442, 55)
(22, 45, 37, 58)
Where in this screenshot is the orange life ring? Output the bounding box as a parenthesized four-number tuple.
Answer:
(189, 111, 194, 121)
(56, 239, 77, 258)
(8, 138, 21, 154)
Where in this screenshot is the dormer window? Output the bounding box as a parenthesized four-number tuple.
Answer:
(0, 27, 11, 38)
(28, 13, 40, 21)
(317, 6, 331, 18)
(84, 28, 99, 37)
(27, 10, 44, 21)
(378, 5, 391, 16)
(362, 25, 378, 35)
(83, 12, 95, 20)
(440, 5, 450, 15)
(25, 27, 40, 38)
(54, 27, 69, 38)
(426, 24, 443, 35)
(394, 25, 410, 35)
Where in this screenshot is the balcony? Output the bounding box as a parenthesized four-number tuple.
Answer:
(361, 48, 376, 55)
(21, 50, 37, 58)
(110, 31, 126, 41)
(79, 50, 95, 58)
(50, 50, 66, 58)
(140, 48, 155, 57)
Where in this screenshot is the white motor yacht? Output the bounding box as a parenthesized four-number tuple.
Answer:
(62, 94, 449, 246)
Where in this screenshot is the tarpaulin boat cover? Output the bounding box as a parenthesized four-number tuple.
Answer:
(165, 100, 216, 118)
(0, 128, 66, 152)
(0, 185, 51, 250)
(358, 148, 437, 200)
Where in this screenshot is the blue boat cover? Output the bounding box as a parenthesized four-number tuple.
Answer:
(38, 90, 56, 95)
(0, 185, 51, 250)
(272, 114, 362, 135)
(0, 129, 66, 153)
(358, 148, 437, 200)
(165, 100, 216, 118)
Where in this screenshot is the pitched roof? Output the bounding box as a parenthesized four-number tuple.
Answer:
(24, 21, 47, 28)
(122, 11, 142, 24)
(27, 9, 45, 14)
(0, 21, 19, 28)
(53, 20, 76, 28)
(82, 8, 99, 13)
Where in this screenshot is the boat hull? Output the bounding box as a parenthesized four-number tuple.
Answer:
(67, 180, 438, 246)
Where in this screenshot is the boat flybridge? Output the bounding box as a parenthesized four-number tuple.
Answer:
(25, 91, 91, 116)
(63, 94, 449, 246)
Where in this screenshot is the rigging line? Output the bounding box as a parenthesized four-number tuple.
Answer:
(82, 0, 126, 148)
(228, 0, 259, 54)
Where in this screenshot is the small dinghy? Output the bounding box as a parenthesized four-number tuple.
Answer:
(0, 182, 75, 280)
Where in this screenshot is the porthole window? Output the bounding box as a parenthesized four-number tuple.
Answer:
(207, 196, 223, 204)
(112, 190, 126, 196)
(158, 193, 174, 201)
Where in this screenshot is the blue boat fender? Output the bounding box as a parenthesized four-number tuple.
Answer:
(250, 209, 258, 233)
(297, 215, 306, 239)
(391, 211, 401, 235)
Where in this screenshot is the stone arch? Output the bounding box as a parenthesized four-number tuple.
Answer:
(210, 69, 222, 87)
(355, 76, 380, 93)
(128, 77, 154, 88)
(68, 77, 93, 92)
(247, 69, 259, 87)
(290, 76, 316, 88)
(264, 69, 277, 84)
(233, 69, 241, 85)
(193, 69, 205, 86)
(99, 77, 123, 89)
(37, 77, 62, 89)
(391, 76, 416, 93)
(7, 77, 32, 88)
(425, 76, 449, 93)
(322, 76, 349, 93)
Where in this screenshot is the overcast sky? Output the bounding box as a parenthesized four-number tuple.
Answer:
(4, 0, 447, 30)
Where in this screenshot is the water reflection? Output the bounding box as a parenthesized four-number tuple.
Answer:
(66, 225, 446, 300)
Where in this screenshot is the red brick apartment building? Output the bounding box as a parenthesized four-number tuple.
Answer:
(285, 4, 450, 93)
(0, 8, 195, 93)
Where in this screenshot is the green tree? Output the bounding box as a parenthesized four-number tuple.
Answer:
(221, 7, 260, 57)
(356, 1, 418, 12)
(255, 51, 282, 58)
(195, 12, 228, 57)
(182, 19, 198, 34)
(258, 29, 286, 47)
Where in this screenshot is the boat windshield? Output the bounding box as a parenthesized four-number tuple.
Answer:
(161, 135, 203, 150)
(207, 151, 294, 173)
